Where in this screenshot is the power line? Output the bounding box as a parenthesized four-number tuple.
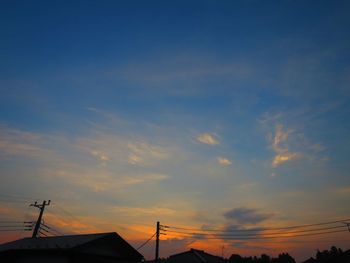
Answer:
(0, 226, 33, 232)
(30, 200, 51, 238)
(165, 225, 348, 237)
(137, 232, 157, 251)
(46, 205, 85, 234)
(166, 218, 350, 232)
(0, 229, 31, 232)
(166, 229, 349, 240)
(0, 225, 30, 228)
(38, 230, 49, 237)
(51, 204, 83, 225)
(20, 204, 37, 239)
(246, 238, 350, 244)
(41, 222, 65, 236)
(0, 221, 28, 224)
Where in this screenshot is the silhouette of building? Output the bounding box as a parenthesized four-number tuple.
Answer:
(0, 232, 143, 263)
(167, 248, 225, 263)
(302, 258, 317, 263)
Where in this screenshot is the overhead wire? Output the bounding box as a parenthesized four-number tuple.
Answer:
(0, 194, 39, 238)
(51, 203, 84, 226)
(193, 229, 350, 240)
(38, 230, 49, 237)
(0, 229, 32, 232)
(1, 193, 348, 243)
(164, 218, 350, 241)
(136, 232, 157, 251)
(41, 222, 65, 236)
(166, 218, 350, 232)
(45, 204, 87, 235)
(165, 225, 348, 237)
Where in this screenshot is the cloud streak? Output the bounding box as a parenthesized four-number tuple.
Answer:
(127, 141, 170, 166)
(0, 125, 51, 158)
(197, 133, 219, 145)
(217, 157, 232, 166)
(271, 125, 300, 167)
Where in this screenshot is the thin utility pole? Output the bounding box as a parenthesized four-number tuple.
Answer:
(155, 221, 160, 262)
(30, 200, 51, 238)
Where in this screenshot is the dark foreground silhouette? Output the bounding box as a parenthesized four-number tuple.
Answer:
(228, 246, 349, 263)
(150, 246, 349, 263)
(229, 252, 295, 263)
(301, 246, 350, 263)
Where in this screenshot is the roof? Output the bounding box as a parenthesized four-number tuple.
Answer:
(0, 232, 143, 260)
(302, 258, 317, 263)
(0, 233, 112, 251)
(168, 248, 225, 263)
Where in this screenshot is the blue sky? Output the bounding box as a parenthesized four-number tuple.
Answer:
(1, 0, 350, 261)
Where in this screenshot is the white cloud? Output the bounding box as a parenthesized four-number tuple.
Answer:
(127, 141, 170, 166)
(90, 150, 110, 162)
(271, 125, 300, 167)
(123, 173, 169, 186)
(261, 111, 328, 170)
(197, 133, 219, 145)
(217, 157, 232, 166)
(112, 205, 176, 216)
(52, 170, 169, 193)
(272, 152, 299, 168)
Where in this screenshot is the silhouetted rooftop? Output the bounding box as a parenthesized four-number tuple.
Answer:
(0, 233, 113, 251)
(168, 248, 225, 263)
(0, 232, 143, 261)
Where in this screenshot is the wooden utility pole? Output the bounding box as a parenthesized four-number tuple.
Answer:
(30, 200, 50, 238)
(155, 221, 160, 262)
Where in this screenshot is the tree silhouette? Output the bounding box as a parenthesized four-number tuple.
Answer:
(303, 246, 348, 263)
(229, 252, 296, 263)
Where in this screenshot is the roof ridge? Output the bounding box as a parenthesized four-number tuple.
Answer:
(192, 249, 207, 262)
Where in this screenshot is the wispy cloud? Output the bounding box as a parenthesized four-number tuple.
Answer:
(217, 157, 232, 166)
(0, 125, 51, 158)
(271, 125, 300, 167)
(90, 150, 111, 163)
(111, 55, 254, 95)
(0, 123, 173, 195)
(51, 170, 169, 193)
(197, 133, 219, 145)
(334, 186, 350, 195)
(260, 112, 328, 170)
(127, 141, 171, 166)
(76, 134, 127, 166)
(272, 152, 299, 168)
(112, 206, 176, 216)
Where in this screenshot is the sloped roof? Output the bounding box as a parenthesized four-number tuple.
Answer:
(0, 233, 112, 251)
(0, 232, 143, 260)
(168, 248, 224, 263)
(302, 258, 317, 263)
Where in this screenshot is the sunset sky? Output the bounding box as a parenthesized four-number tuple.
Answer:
(1, 0, 350, 261)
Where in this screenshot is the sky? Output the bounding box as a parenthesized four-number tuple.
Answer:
(0, 0, 350, 261)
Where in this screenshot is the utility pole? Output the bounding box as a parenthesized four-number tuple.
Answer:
(155, 221, 160, 262)
(30, 200, 51, 238)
